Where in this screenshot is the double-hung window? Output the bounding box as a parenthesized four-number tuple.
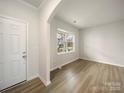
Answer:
(57, 28, 75, 54)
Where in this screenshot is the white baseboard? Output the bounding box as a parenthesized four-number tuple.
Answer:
(80, 57, 124, 67)
(50, 57, 80, 71)
(39, 76, 51, 86)
(27, 74, 39, 81)
(27, 74, 51, 86)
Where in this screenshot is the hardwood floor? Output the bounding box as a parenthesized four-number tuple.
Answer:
(1, 78, 45, 93)
(2, 59, 124, 93)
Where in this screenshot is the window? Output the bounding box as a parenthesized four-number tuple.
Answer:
(57, 28, 75, 54)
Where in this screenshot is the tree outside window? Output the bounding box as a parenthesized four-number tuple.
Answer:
(57, 29, 75, 54)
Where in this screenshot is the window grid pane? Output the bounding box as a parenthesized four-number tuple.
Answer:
(57, 30, 75, 54)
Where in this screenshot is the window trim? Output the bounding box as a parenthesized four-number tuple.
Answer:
(57, 28, 75, 55)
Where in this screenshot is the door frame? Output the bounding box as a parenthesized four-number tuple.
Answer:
(0, 15, 28, 81)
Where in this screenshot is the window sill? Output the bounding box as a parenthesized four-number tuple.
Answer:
(57, 51, 75, 55)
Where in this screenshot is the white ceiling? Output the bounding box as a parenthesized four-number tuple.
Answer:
(21, 0, 45, 8)
(56, 0, 124, 29)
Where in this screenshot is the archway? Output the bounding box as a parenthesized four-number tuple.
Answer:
(39, 0, 65, 86)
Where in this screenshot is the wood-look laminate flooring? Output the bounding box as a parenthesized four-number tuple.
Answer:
(2, 59, 124, 93)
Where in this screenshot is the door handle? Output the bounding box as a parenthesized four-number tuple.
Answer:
(22, 51, 27, 58)
(22, 55, 27, 58)
(22, 52, 26, 54)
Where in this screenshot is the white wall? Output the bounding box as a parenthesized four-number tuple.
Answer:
(50, 17, 79, 71)
(79, 21, 124, 67)
(39, 0, 62, 86)
(0, 0, 40, 80)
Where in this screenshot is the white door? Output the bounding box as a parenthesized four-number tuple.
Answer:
(0, 17, 27, 90)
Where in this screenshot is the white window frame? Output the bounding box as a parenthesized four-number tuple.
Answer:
(57, 28, 75, 55)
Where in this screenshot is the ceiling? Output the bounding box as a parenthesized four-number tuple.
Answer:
(21, 0, 45, 8)
(55, 0, 124, 29)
